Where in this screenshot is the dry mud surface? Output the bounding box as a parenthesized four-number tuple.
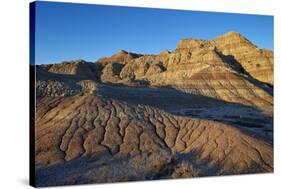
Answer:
(35, 90, 273, 186)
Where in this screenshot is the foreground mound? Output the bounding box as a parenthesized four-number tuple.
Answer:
(35, 95, 273, 186)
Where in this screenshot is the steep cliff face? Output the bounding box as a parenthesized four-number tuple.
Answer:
(212, 32, 273, 85)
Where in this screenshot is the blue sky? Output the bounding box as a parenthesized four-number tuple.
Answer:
(34, 1, 273, 64)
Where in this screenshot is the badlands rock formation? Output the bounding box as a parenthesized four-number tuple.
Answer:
(212, 32, 273, 85)
(34, 32, 273, 187)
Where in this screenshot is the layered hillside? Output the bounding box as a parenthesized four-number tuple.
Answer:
(212, 32, 273, 85)
(96, 32, 273, 109)
(34, 31, 273, 187)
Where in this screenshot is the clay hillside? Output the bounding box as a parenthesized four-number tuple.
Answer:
(34, 31, 273, 187)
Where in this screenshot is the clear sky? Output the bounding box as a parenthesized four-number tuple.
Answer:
(34, 1, 273, 65)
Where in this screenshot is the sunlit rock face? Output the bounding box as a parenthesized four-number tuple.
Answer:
(98, 32, 273, 109)
(96, 50, 143, 66)
(212, 32, 273, 85)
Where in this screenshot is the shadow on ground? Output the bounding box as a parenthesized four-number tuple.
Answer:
(35, 147, 271, 187)
(98, 83, 273, 141)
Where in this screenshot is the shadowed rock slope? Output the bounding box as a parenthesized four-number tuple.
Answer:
(34, 31, 273, 187)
